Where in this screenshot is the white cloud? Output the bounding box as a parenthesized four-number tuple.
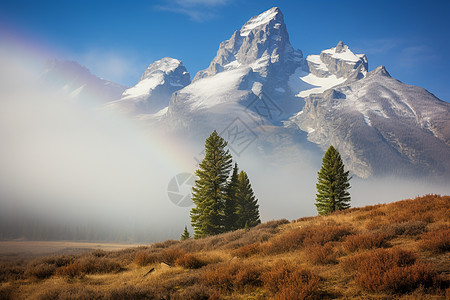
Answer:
(154, 0, 232, 22)
(397, 45, 439, 67)
(176, 0, 229, 6)
(353, 38, 403, 55)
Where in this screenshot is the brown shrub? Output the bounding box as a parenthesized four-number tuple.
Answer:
(107, 247, 141, 265)
(262, 261, 320, 299)
(387, 195, 450, 224)
(0, 262, 26, 282)
(263, 224, 352, 254)
(296, 216, 316, 222)
(259, 218, 290, 228)
(134, 250, 159, 266)
(381, 221, 427, 237)
(0, 285, 14, 300)
(354, 209, 386, 221)
(25, 262, 57, 279)
(90, 249, 108, 258)
(232, 243, 261, 258)
(342, 233, 389, 252)
(343, 248, 439, 293)
(160, 247, 186, 265)
(262, 228, 307, 254)
(172, 284, 212, 300)
(200, 261, 262, 292)
(419, 228, 450, 253)
(56, 256, 122, 277)
(36, 285, 103, 300)
(306, 243, 337, 265)
(177, 219, 288, 253)
(174, 253, 205, 269)
(108, 285, 161, 300)
(310, 224, 353, 245)
(381, 263, 439, 293)
(56, 261, 82, 278)
(77, 257, 122, 274)
(364, 219, 385, 231)
(152, 239, 180, 249)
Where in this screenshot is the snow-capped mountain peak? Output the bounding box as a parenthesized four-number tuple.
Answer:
(193, 7, 302, 81)
(139, 57, 185, 81)
(105, 57, 190, 115)
(239, 7, 282, 37)
(288, 41, 368, 99)
(311, 41, 368, 79)
(322, 41, 367, 64)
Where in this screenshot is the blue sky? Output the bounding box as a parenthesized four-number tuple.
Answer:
(1, 0, 450, 101)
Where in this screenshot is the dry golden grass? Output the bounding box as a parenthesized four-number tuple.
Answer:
(0, 194, 449, 299)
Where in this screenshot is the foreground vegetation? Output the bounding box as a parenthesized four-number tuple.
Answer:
(1, 194, 449, 299)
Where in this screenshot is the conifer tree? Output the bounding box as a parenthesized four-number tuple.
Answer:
(180, 226, 190, 240)
(315, 145, 351, 215)
(223, 163, 239, 232)
(236, 171, 261, 229)
(190, 130, 233, 238)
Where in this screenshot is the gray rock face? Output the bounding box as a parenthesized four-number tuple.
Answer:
(288, 65, 450, 178)
(306, 41, 368, 79)
(193, 7, 303, 87)
(106, 57, 190, 115)
(40, 59, 127, 106)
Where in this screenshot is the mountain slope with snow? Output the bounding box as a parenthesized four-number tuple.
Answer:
(106, 57, 190, 115)
(288, 65, 450, 178)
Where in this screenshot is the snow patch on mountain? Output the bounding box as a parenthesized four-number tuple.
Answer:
(289, 69, 347, 98)
(178, 67, 251, 110)
(121, 75, 165, 99)
(240, 7, 280, 36)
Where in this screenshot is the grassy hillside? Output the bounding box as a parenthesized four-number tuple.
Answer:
(1, 194, 449, 299)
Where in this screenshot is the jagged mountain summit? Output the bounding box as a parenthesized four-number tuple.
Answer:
(103, 7, 450, 179)
(106, 57, 190, 115)
(194, 7, 303, 84)
(40, 59, 127, 105)
(289, 41, 368, 99)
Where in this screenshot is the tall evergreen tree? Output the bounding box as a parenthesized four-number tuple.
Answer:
(236, 171, 261, 229)
(223, 163, 239, 232)
(190, 130, 233, 238)
(180, 226, 190, 240)
(315, 145, 351, 215)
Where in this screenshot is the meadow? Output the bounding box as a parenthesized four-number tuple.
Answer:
(0, 194, 449, 299)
